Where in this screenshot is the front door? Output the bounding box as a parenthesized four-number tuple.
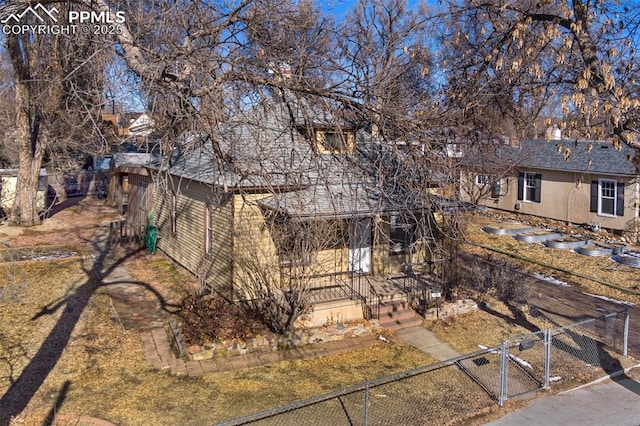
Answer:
(349, 218, 371, 274)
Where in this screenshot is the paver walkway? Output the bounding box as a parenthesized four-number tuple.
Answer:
(101, 256, 166, 330)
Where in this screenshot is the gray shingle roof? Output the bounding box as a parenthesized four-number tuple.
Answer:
(258, 183, 382, 219)
(154, 99, 372, 189)
(504, 139, 638, 176)
(150, 96, 473, 218)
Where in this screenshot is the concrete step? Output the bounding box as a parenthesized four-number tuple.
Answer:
(379, 314, 423, 331)
(375, 300, 423, 331)
(377, 299, 411, 315)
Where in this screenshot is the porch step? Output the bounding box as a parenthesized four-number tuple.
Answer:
(376, 299, 423, 331)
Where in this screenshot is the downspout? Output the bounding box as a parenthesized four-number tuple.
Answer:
(567, 174, 579, 225)
(633, 174, 640, 243)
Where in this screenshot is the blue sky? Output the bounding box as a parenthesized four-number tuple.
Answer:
(320, 0, 434, 20)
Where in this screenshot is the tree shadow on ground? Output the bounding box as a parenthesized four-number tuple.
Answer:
(524, 305, 638, 396)
(0, 231, 174, 423)
(476, 301, 541, 334)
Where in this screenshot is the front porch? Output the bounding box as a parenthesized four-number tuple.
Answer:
(302, 266, 442, 330)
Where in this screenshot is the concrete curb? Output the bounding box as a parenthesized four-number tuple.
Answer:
(558, 363, 640, 395)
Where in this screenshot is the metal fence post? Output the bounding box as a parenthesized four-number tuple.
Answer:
(623, 308, 630, 357)
(364, 381, 369, 426)
(544, 328, 551, 389)
(499, 341, 508, 406)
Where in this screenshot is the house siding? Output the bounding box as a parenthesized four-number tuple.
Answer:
(154, 177, 233, 295)
(470, 170, 638, 231)
(232, 192, 280, 298)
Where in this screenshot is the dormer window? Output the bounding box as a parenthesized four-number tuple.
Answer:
(315, 130, 355, 154)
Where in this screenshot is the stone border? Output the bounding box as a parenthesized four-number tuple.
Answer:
(186, 319, 379, 361)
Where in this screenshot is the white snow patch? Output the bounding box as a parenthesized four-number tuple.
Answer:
(582, 292, 635, 307)
(532, 272, 570, 287)
(549, 376, 562, 382)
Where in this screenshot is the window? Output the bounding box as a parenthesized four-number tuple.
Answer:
(138, 181, 148, 211)
(170, 191, 177, 235)
(476, 175, 506, 198)
(475, 175, 490, 185)
(490, 179, 506, 198)
(517, 172, 541, 203)
(204, 204, 212, 255)
(590, 179, 625, 217)
(272, 220, 312, 266)
(316, 130, 355, 154)
(389, 215, 414, 255)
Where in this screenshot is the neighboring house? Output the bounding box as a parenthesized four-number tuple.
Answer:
(0, 168, 48, 218)
(102, 111, 154, 138)
(463, 139, 640, 236)
(120, 97, 471, 327)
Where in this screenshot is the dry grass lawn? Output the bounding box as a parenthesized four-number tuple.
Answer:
(462, 211, 640, 305)
(1, 241, 436, 424)
(0, 200, 634, 425)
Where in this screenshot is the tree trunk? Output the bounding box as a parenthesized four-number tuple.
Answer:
(10, 81, 44, 226)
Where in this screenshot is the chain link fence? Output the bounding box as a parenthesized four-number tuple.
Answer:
(219, 310, 630, 425)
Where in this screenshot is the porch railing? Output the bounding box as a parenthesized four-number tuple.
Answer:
(351, 273, 381, 321)
(304, 272, 381, 321)
(401, 262, 439, 317)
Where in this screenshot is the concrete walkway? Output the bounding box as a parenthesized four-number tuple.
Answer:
(394, 326, 460, 361)
(487, 366, 640, 425)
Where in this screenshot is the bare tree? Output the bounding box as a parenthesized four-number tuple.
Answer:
(1, 2, 111, 225)
(340, 0, 435, 137)
(235, 212, 346, 333)
(441, 0, 640, 151)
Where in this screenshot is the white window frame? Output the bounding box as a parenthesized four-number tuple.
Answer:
(170, 191, 177, 235)
(523, 172, 537, 202)
(475, 175, 490, 185)
(598, 179, 617, 217)
(204, 204, 212, 255)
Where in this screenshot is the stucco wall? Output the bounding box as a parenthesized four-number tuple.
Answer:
(469, 170, 638, 231)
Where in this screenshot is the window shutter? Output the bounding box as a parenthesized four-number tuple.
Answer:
(490, 181, 500, 198)
(517, 173, 524, 201)
(590, 181, 598, 213)
(533, 174, 542, 203)
(616, 182, 625, 216)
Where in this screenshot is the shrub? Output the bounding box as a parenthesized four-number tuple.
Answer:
(178, 293, 267, 345)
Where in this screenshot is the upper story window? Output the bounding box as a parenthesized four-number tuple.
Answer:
(315, 130, 355, 154)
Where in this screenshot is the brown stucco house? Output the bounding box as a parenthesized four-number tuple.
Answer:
(463, 138, 639, 239)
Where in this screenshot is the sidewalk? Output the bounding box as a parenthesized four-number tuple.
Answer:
(487, 365, 640, 425)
